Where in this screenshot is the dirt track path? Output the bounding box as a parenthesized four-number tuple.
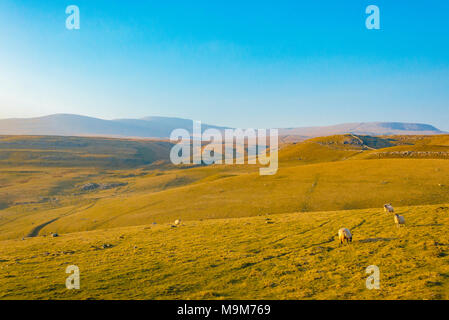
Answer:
(27, 218, 60, 237)
(26, 200, 98, 237)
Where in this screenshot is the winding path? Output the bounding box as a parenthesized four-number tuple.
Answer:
(27, 218, 60, 237)
(26, 200, 98, 237)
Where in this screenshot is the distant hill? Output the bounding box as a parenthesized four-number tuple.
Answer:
(0, 114, 443, 138)
(279, 122, 443, 141)
(0, 135, 173, 168)
(279, 134, 449, 165)
(278, 134, 393, 164)
(0, 114, 229, 138)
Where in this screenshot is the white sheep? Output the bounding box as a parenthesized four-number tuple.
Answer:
(394, 214, 405, 227)
(174, 219, 181, 226)
(338, 228, 352, 245)
(384, 204, 394, 214)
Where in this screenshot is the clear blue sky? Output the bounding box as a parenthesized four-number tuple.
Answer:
(1, 0, 448, 129)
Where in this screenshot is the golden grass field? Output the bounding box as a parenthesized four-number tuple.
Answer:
(1, 134, 449, 299)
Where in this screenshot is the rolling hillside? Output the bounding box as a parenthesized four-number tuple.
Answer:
(356, 135, 449, 160)
(281, 134, 449, 163)
(8, 158, 445, 238)
(0, 135, 173, 168)
(1, 133, 449, 299)
(1, 134, 449, 239)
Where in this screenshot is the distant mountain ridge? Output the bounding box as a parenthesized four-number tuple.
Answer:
(0, 114, 444, 139)
(0, 114, 229, 139)
(279, 122, 444, 140)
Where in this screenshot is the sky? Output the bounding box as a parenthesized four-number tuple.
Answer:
(0, 0, 448, 129)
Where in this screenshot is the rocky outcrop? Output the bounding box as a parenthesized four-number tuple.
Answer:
(80, 182, 128, 192)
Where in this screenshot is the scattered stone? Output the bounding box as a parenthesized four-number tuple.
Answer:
(80, 182, 128, 192)
(51, 233, 59, 237)
(99, 182, 128, 190)
(80, 183, 100, 191)
(101, 243, 113, 249)
(373, 151, 449, 158)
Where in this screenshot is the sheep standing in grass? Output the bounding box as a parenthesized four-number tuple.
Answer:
(384, 204, 394, 214)
(338, 228, 352, 245)
(174, 219, 181, 226)
(394, 214, 405, 228)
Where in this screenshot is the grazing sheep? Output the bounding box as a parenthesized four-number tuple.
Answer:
(394, 214, 405, 227)
(338, 228, 352, 245)
(384, 204, 394, 213)
(174, 219, 181, 226)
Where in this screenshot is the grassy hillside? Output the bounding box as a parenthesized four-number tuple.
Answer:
(357, 135, 449, 160)
(278, 134, 401, 165)
(43, 159, 449, 233)
(0, 136, 173, 168)
(1, 134, 449, 300)
(281, 134, 449, 164)
(0, 164, 258, 240)
(2, 158, 449, 239)
(1, 203, 448, 299)
(2, 135, 449, 239)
